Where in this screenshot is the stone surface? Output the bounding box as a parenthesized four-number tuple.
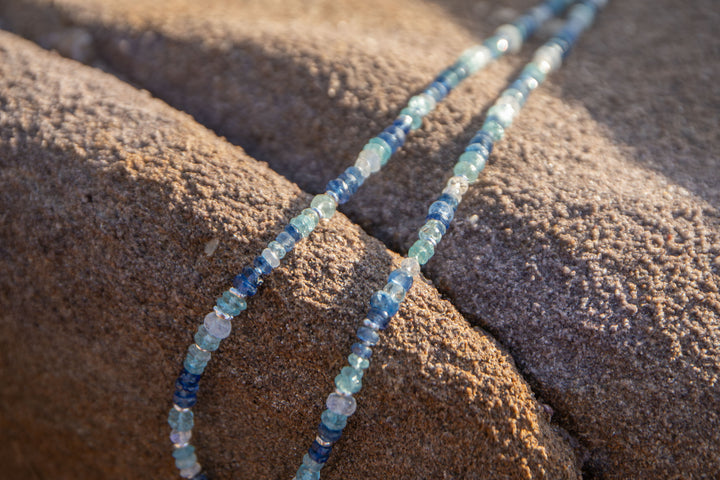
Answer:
(1, 0, 719, 478)
(0, 32, 580, 479)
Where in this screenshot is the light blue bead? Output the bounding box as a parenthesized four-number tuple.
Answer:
(335, 366, 363, 394)
(194, 325, 221, 352)
(368, 137, 392, 164)
(357, 326, 379, 346)
(400, 107, 423, 130)
(290, 214, 314, 238)
(216, 290, 247, 317)
(408, 239, 435, 265)
(172, 445, 196, 460)
(321, 409, 348, 430)
(482, 119, 505, 142)
(458, 151, 487, 171)
(296, 465, 321, 480)
(419, 220, 445, 247)
(168, 408, 194, 431)
(302, 453, 324, 472)
(326, 393, 357, 416)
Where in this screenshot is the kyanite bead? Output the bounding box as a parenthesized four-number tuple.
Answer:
(170, 429, 192, 445)
(453, 160, 480, 183)
(424, 81, 449, 102)
(495, 24, 523, 53)
(173, 391, 197, 408)
(378, 126, 405, 154)
(176, 453, 198, 469)
(326, 392, 357, 416)
(436, 68, 460, 91)
(356, 148, 382, 174)
(203, 312, 232, 339)
(216, 290, 247, 318)
(392, 114, 413, 134)
(356, 326, 379, 346)
(338, 166, 365, 194)
(388, 268, 413, 291)
(179, 462, 202, 479)
(168, 408, 194, 431)
(348, 352, 370, 370)
(308, 440, 332, 463)
(276, 231, 297, 253)
(325, 178, 351, 204)
(258, 249, 279, 270)
(191, 474, 208, 480)
(408, 239, 435, 265)
(419, 220, 445, 247)
(383, 281, 406, 302)
(194, 325, 221, 352)
(295, 465, 321, 480)
(173, 445, 196, 460)
(438, 193, 459, 209)
(318, 421, 343, 443)
(482, 119, 505, 142)
(232, 266, 262, 297)
(253, 254, 273, 275)
(408, 93, 435, 116)
(427, 200, 455, 229)
(370, 290, 400, 317)
(178, 369, 202, 386)
(310, 194, 336, 219)
(400, 107, 422, 130)
(459, 151, 487, 171)
(351, 342, 372, 359)
(469, 130, 495, 156)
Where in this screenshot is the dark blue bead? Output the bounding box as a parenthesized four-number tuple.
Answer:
(253, 255, 273, 275)
(388, 269, 413, 291)
(427, 201, 454, 229)
(352, 342, 372, 359)
(318, 423, 343, 443)
(173, 392, 197, 408)
(308, 440, 332, 463)
(175, 378, 200, 393)
(513, 15, 536, 40)
(435, 75, 455, 94)
(370, 291, 400, 317)
(232, 266, 263, 297)
(469, 130, 494, 156)
(424, 81, 449, 102)
(191, 474, 209, 480)
(326, 178, 351, 204)
(284, 224, 303, 242)
(392, 115, 413, 135)
(178, 369, 202, 386)
(438, 193, 459, 209)
(366, 308, 392, 330)
(465, 143, 490, 157)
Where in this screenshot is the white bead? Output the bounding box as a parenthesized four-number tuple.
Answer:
(533, 44, 563, 74)
(446, 175, 469, 195)
(326, 392, 357, 416)
(358, 149, 381, 173)
(355, 156, 372, 177)
(261, 248, 280, 268)
(460, 45, 492, 74)
(400, 257, 421, 277)
(495, 24, 523, 53)
(204, 312, 231, 339)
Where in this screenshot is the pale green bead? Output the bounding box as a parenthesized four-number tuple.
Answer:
(363, 141, 392, 166)
(458, 45, 492, 74)
(495, 24, 523, 53)
(408, 239, 435, 265)
(453, 161, 480, 183)
(348, 353, 370, 370)
(419, 220, 444, 247)
(335, 366, 363, 394)
(268, 241, 286, 260)
(459, 151, 487, 171)
(290, 210, 319, 237)
(487, 103, 516, 128)
(400, 107, 422, 130)
(310, 194, 336, 219)
(408, 94, 435, 116)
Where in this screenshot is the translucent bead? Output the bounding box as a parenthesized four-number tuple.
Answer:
(457, 45, 492, 74)
(459, 151, 488, 171)
(179, 462, 202, 479)
(302, 453, 325, 472)
(173, 445, 196, 460)
(335, 366, 363, 394)
(522, 63, 546, 84)
(257, 248, 279, 269)
(427, 200, 455, 229)
(290, 213, 313, 238)
(533, 44, 562, 74)
(357, 149, 382, 174)
(419, 220, 445, 247)
(408, 239, 435, 265)
(318, 421, 343, 443)
(351, 342, 372, 359)
(400, 257, 421, 276)
(447, 175, 469, 195)
(368, 137, 392, 164)
(495, 95, 522, 117)
(356, 326, 379, 346)
(529, 4, 553, 24)
(170, 429, 192, 446)
(569, 3, 595, 28)
(392, 114, 413, 134)
(203, 312, 231, 339)
(296, 465, 321, 480)
(321, 409, 348, 431)
(408, 94, 435, 116)
(303, 208, 320, 228)
(483, 35, 509, 58)
(310, 194, 336, 220)
(326, 392, 357, 416)
(348, 352, 370, 370)
(388, 268, 413, 292)
(383, 281, 406, 302)
(487, 103, 516, 128)
(399, 107, 422, 130)
(184, 344, 211, 374)
(495, 24, 523, 53)
(370, 290, 400, 318)
(168, 408, 194, 431)
(194, 325, 221, 352)
(453, 161, 480, 183)
(276, 231, 296, 252)
(215, 290, 247, 317)
(482, 120, 505, 142)
(175, 453, 197, 469)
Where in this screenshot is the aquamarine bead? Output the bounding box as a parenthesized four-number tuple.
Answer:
(483, 35, 509, 58)
(216, 290, 247, 317)
(367, 137, 392, 165)
(302, 453, 325, 472)
(487, 103, 516, 128)
(290, 211, 316, 238)
(194, 325, 221, 352)
(321, 409, 348, 430)
(356, 148, 382, 174)
(326, 393, 357, 416)
(310, 194, 336, 219)
(388, 268, 414, 291)
(348, 353, 370, 370)
(173, 445, 196, 460)
(168, 408, 194, 431)
(408, 239, 435, 265)
(179, 463, 201, 478)
(458, 151, 487, 171)
(453, 161, 480, 182)
(175, 453, 197, 469)
(399, 107, 422, 130)
(495, 24, 523, 53)
(295, 465, 321, 480)
(383, 281, 406, 302)
(184, 344, 211, 374)
(482, 119, 505, 142)
(457, 45, 492, 74)
(419, 220, 445, 247)
(335, 366, 363, 394)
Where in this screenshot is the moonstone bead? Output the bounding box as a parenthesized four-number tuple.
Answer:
(326, 393, 357, 416)
(495, 24, 523, 53)
(203, 312, 231, 339)
(356, 149, 382, 174)
(408, 239, 435, 265)
(487, 103, 516, 128)
(170, 429, 192, 445)
(367, 137, 392, 165)
(261, 248, 280, 268)
(400, 257, 421, 276)
(310, 194, 336, 219)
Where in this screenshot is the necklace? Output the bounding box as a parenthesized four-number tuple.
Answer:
(166, 1, 605, 478)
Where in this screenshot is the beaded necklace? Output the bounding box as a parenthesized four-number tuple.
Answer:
(166, 1, 607, 478)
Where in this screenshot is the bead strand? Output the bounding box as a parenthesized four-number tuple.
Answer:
(167, 0, 576, 478)
(293, 1, 608, 478)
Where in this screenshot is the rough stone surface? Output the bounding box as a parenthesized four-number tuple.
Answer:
(1, 0, 719, 478)
(0, 32, 580, 479)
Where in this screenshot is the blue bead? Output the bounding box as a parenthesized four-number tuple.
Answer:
(318, 423, 343, 443)
(191, 474, 208, 480)
(285, 224, 303, 243)
(357, 326, 380, 345)
(513, 15, 536, 40)
(427, 201, 454, 229)
(508, 79, 530, 98)
(483, 36, 504, 59)
(453, 63, 470, 81)
(392, 115, 413, 135)
(232, 266, 263, 297)
(175, 377, 200, 394)
(377, 129, 403, 154)
(546, 37, 572, 58)
(424, 81, 448, 102)
(178, 369, 202, 386)
(366, 308, 391, 330)
(385, 124, 407, 146)
(338, 167, 364, 196)
(547, 0, 569, 14)
(253, 255, 273, 275)
(388, 269, 413, 291)
(326, 178, 351, 204)
(308, 441, 332, 463)
(173, 392, 197, 408)
(469, 130, 494, 156)
(370, 290, 400, 317)
(352, 342, 372, 359)
(438, 193, 459, 209)
(276, 231, 296, 252)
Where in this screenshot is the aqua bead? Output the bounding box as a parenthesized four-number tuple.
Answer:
(459, 151, 487, 171)
(436, 67, 460, 90)
(296, 465, 321, 480)
(168, 408, 194, 431)
(321, 409, 348, 430)
(184, 345, 211, 374)
(368, 137, 392, 164)
(302, 453, 324, 473)
(400, 108, 422, 130)
(408, 239, 435, 265)
(348, 353, 370, 370)
(408, 94, 435, 115)
(194, 325, 221, 352)
(482, 119, 505, 142)
(216, 290, 247, 317)
(335, 366, 363, 394)
(173, 445, 196, 460)
(310, 194, 336, 219)
(326, 393, 356, 416)
(453, 161, 480, 182)
(522, 63, 547, 83)
(180, 464, 202, 479)
(419, 220, 445, 247)
(458, 45, 492, 74)
(290, 214, 313, 238)
(268, 240, 286, 261)
(175, 453, 197, 469)
(170, 429, 192, 445)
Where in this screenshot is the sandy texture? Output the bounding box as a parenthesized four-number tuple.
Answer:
(0, 0, 719, 478)
(0, 31, 581, 479)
